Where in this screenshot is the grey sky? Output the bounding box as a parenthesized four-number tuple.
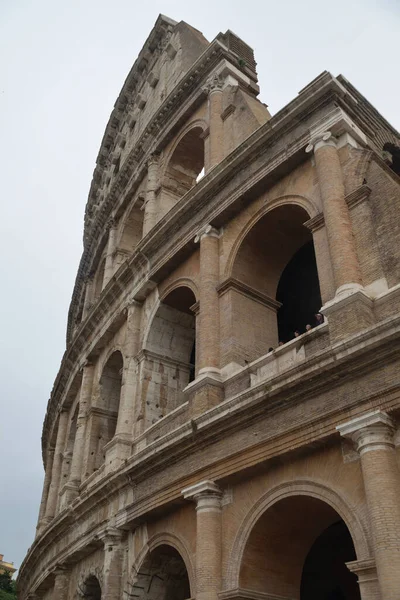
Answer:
(0, 0, 398, 573)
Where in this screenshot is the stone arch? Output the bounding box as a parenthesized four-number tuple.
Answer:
(127, 534, 193, 600)
(225, 194, 319, 279)
(139, 285, 197, 429)
(161, 118, 208, 179)
(159, 120, 207, 216)
(78, 570, 103, 598)
(159, 277, 199, 305)
(116, 195, 145, 260)
(92, 350, 124, 469)
(226, 479, 371, 592)
(220, 198, 322, 365)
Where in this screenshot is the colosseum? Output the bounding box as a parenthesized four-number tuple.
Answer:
(18, 14, 400, 600)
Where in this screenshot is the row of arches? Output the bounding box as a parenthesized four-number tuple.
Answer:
(62, 202, 325, 484)
(87, 125, 206, 307)
(75, 491, 362, 600)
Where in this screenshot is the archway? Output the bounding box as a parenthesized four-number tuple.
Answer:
(94, 350, 123, 468)
(239, 495, 360, 600)
(117, 199, 144, 259)
(160, 127, 205, 216)
(276, 240, 321, 342)
(228, 204, 321, 364)
(129, 545, 191, 600)
(80, 574, 101, 599)
(140, 286, 196, 429)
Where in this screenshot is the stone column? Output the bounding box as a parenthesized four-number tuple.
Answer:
(43, 409, 69, 524)
(338, 410, 400, 600)
(106, 301, 142, 471)
(182, 481, 223, 600)
(52, 566, 69, 600)
(306, 131, 362, 295)
(100, 528, 124, 600)
(63, 363, 95, 502)
(82, 276, 94, 320)
(103, 220, 117, 288)
(206, 74, 224, 171)
(196, 224, 220, 375)
(116, 301, 141, 439)
(36, 448, 54, 536)
(143, 154, 159, 236)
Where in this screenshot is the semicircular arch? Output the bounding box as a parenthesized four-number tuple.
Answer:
(225, 194, 319, 280)
(226, 478, 371, 590)
(129, 532, 195, 599)
(161, 118, 208, 180)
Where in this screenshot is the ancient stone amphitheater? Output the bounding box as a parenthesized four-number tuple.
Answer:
(19, 14, 400, 600)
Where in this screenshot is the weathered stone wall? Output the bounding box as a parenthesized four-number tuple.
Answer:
(18, 14, 400, 600)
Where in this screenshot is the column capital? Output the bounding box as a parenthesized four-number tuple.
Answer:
(337, 410, 396, 455)
(203, 73, 224, 94)
(182, 480, 222, 512)
(98, 526, 123, 547)
(194, 224, 220, 243)
(306, 131, 337, 154)
(147, 153, 160, 169)
(53, 563, 69, 577)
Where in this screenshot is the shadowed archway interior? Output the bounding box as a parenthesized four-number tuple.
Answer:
(276, 240, 322, 342)
(80, 575, 101, 600)
(240, 495, 360, 600)
(128, 545, 190, 600)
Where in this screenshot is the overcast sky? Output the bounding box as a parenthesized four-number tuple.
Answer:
(0, 0, 398, 573)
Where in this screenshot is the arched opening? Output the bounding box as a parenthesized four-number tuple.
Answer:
(116, 199, 144, 262)
(140, 286, 196, 429)
(129, 545, 191, 600)
(226, 204, 321, 366)
(383, 142, 400, 177)
(240, 495, 360, 600)
(160, 127, 204, 216)
(80, 574, 101, 600)
(94, 351, 123, 468)
(276, 240, 322, 342)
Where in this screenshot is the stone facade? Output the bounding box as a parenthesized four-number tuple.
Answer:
(18, 15, 400, 600)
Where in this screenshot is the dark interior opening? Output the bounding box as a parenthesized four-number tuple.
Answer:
(383, 142, 400, 177)
(301, 520, 360, 600)
(81, 575, 101, 600)
(276, 240, 322, 342)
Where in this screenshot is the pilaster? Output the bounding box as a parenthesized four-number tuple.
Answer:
(143, 154, 159, 235)
(99, 528, 124, 600)
(338, 410, 400, 600)
(306, 131, 374, 341)
(105, 301, 142, 472)
(103, 219, 117, 288)
(205, 74, 224, 171)
(60, 362, 95, 506)
(189, 225, 223, 417)
(182, 481, 223, 600)
(43, 410, 69, 524)
(52, 565, 69, 600)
